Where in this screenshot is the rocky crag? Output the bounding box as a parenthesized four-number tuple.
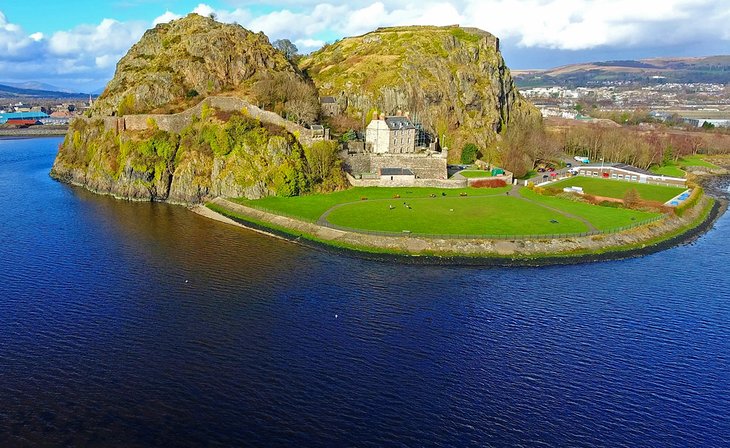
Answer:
(92, 13, 296, 116)
(300, 25, 538, 156)
(52, 14, 343, 204)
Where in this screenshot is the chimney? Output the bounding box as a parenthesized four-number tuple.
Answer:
(379, 113, 385, 120)
(404, 111, 410, 119)
(396, 109, 402, 116)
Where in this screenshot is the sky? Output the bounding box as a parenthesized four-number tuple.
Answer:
(1, 0, 729, 92)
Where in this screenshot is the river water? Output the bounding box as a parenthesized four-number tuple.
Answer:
(1, 137, 729, 447)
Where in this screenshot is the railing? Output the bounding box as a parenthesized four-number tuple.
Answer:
(231, 200, 666, 240)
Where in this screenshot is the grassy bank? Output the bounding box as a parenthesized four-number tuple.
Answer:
(650, 155, 723, 177)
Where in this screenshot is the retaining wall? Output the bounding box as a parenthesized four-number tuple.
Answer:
(90, 96, 313, 145)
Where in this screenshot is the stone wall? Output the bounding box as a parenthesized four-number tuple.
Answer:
(92, 96, 312, 145)
(346, 173, 466, 188)
(343, 152, 448, 180)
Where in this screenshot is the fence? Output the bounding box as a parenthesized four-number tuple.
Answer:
(233, 201, 667, 241)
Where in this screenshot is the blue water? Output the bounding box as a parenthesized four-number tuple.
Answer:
(1, 137, 729, 447)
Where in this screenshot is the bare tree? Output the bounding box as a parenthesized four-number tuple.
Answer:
(273, 39, 299, 61)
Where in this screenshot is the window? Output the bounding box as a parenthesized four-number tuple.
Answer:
(631, 176, 638, 181)
(612, 174, 617, 178)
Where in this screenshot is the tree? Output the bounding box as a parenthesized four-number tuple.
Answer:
(252, 73, 320, 125)
(273, 39, 299, 61)
(301, 140, 346, 192)
(460, 143, 479, 164)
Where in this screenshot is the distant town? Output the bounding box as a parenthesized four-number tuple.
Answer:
(0, 97, 94, 128)
(522, 82, 730, 128)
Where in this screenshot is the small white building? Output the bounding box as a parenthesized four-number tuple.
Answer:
(577, 163, 686, 187)
(379, 167, 415, 181)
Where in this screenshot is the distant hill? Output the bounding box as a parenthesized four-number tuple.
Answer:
(1, 81, 77, 93)
(0, 83, 89, 99)
(514, 55, 730, 87)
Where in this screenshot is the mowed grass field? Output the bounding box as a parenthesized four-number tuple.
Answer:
(235, 186, 510, 221)
(549, 177, 686, 202)
(234, 185, 667, 237)
(520, 189, 661, 231)
(325, 195, 589, 236)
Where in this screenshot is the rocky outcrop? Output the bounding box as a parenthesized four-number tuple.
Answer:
(300, 25, 538, 153)
(92, 13, 298, 116)
(51, 15, 341, 204)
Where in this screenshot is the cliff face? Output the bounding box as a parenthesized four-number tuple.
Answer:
(52, 15, 344, 204)
(92, 13, 297, 116)
(300, 26, 538, 152)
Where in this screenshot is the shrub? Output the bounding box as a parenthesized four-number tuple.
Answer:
(623, 188, 641, 209)
(470, 179, 507, 188)
(676, 187, 703, 217)
(599, 200, 621, 208)
(460, 143, 479, 164)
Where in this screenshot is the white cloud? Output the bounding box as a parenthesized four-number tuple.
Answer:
(1, 1, 729, 92)
(153, 11, 182, 26)
(0, 11, 44, 60)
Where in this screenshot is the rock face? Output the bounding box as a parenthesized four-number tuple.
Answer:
(92, 13, 297, 116)
(51, 15, 341, 204)
(300, 25, 538, 153)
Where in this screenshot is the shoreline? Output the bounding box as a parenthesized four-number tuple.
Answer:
(198, 194, 725, 267)
(0, 127, 68, 138)
(53, 163, 729, 266)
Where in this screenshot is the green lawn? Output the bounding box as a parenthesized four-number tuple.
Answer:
(324, 195, 589, 236)
(459, 170, 492, 178)
(234, 186, 511, 222)
(520, 189, 661, 231)
(650, 163, 686, 178)
(549, 177, 685, 202)
(680, 155, 721, 168)
(650, 155, 721, 177)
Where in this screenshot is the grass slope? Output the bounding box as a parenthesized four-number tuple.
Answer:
(325, 195, 588, 236)
(549, 177, 685, 202)
(650, 155, 722, 177)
